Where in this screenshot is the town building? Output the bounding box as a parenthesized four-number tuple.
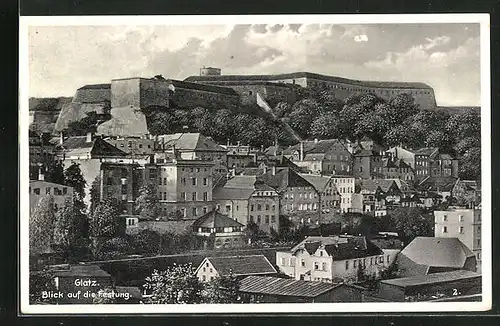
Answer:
(103, 136, 155, 156)
(276, 235, 390, 283)
(299, 173, 341, 219)
(282, 139, 353, 175)
(259, 167, 321, 225)
(379, 158, 415, 181)
(373, 270, 481, 302)
(358, 179, 401, 213)
(452, 179, 481, 207)
(434, 208, 482, 272)
(99, 162, 142, 215)
(213, 175, 280, 234)
(29, 130, 57, 180)
(418, 176, 458, 201)
(222, 143, 258, 169)
(191, 210, 246, 249)
(145, 157, 215, 219)
(396, 237, 477, 278)
(195, 254, 277, 282)
(29, 178, 74, 213)
(329, 175, 360, 213)
(239, 275, 363, 303)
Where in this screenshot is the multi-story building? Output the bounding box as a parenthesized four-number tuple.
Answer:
(260, 167, 321, 225)
(329, 175, 359, 213)
(155, 133, 228, 177)
(276, 235, 390, 283)
(29, 173, 74, 213)
(29, 130, 57, 180)
(213, 175, 280, 234)
(299, 174, 341, 219)
(282, 139, 353, 175)
(144, 157, 215, 219)
(434, 208, 482, 272)
(352, 149, 384, 179)
(99, 162, 142, 215)
(379, 158, 414, 181)
(452, 179, 481, 207)
(358, 179, 401, 212)
(103, 136, 155, 156)
(191, 210, 246, 250)
(387, 146, 459, 183)
(222, 143, 258, 169)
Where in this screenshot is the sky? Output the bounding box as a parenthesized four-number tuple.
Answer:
(28, 23, 481, 106)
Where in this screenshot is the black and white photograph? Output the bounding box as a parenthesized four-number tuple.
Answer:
(19, 14, 491, 314)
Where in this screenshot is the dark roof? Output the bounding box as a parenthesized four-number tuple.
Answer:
(299, 174, 333, 192)
(291, 236, 383, 261)
(399, 237, 475, 269)
(60, 136, 127, 157)
(380, 270, 480, 288)
(418, 177, 458, 192)
(157, 133, 227, 152)
(52, 265, 111, 278)
(184, 72, 432, 90)
(78, 83, 111, 90)
(204, 255, 277, 276)
(354, 149, 380, 157)
(239, 276, 342, 298)
(259, 167, 313, 192)
(192, 210, 244, 229)
(360, 179, 399, 193)
(283, 139, 350, 156)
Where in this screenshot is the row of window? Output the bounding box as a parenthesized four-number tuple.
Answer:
(180, 167, 209, 173)
(179, 177, 209, 186)
(249, 215, 276, 224)
(178, 192, 209, 202)
(30, 187, 69, 196)
(250, 203, 276, 212)
(345, 255, 390, 270)
(441, 226, 473, 234)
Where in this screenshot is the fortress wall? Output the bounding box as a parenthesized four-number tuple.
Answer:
(111, 78, 142, 108)
(139, 78, 171, 108)
(73, 88, 111, 104)
(171, 87, 240, 110)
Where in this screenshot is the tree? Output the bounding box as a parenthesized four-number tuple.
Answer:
(96, 237, 131, 260)
(201, 273, 240, 303)
(52, 197, 90, 262)
(210, 109, 235, 143)
(310, 113, 341, 139)
(29, 195, 56, 257)
(46, 160, 64, 184)
(134, 184, 159, 220)
(65, 111, 100, 136)
(143, 264, 203, 304)
(288, 99, 321, 138)
(146, 110, 176, 135)
(64, 162, 87, 212)
(388, 207, 434, 243)
(90, 198, 123, 255)
(90, 175, 101, 215)
(274, 101, 292, 119)
(29, 270, 57, 304)
(459, 147, 481, 181)
(131, 229, 162, 255)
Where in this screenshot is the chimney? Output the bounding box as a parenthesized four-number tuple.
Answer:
(38, 165, 45, 181)
(300, 141, 304, 161)
(86, 131, 92, 143)
(272, 165, 276, 176)
(59, 132, 64, 145)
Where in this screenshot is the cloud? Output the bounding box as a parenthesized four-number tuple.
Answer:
(27, 23, 481, 106)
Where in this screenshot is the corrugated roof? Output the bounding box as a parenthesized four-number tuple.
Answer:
(184, 72, 432, 89)
(192, 210, 244, 229)
(381, 270, 481, 288)
(400, 237, 475, 269)
(239, 276, 341, 298)
(96, 106, 149, 137)
(53, 265, 111, 278)
(206, 255, 277, 276)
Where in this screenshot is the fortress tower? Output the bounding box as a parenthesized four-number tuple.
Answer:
(200, 66, 222, 76)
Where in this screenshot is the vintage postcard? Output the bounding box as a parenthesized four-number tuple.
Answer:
(19, 14, 491, 314)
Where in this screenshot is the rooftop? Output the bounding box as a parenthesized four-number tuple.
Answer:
(380, 270, 481, 288)
(156, 133, 227, 152)
(192, 210, 244, 229)
(184, 72, 433, 90)
(239, 275, 342, 298)
(203, 255, 277, 276)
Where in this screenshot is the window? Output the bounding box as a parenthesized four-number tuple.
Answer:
(322, 262, 327, 271)
(314, 262, 319, 270)
(257, 204, 262, 211)
(459, 226, 464, 234)
(257, 215, 261, 223)
(203, 178, 208, 186)
(271, 215, 276, 223)
(281, 257, 286, 266)
(290, 258, 295, 266)
(387, 255, 390, 263)
(443, 226, 448, 233)
(265, 215, 270, 223)
(226, 205, 231, 212)
(319, 251, 323, 257)
(192, 207, 197, 217)
(250, 204, 255, 211)
(107, 177, 113, 186)
(181, 192, 186, 201)
(62, 187, 67, 195)
(33, 188, 40, 195)
(181, 178, 186, 185)
(45, 187, 51, 195)
(345, 260, 349, 270)
(202, 275, 206, 281)
(443, 214, 448, 221)
(354, 260, 357, 268)
(379, 256, 384, 263)
(459, 215, 464, 222)
(301, 259, 305, 267)
(192, 177, 197, 186)
(203, 207, 207, 214)
(203, 192, 208, 201)
(192, 192, 197, 201)
(265, 204, 270, 210)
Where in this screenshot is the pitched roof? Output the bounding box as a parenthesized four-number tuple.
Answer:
(354, 149, 380, 157)
(290, 236, 383, 261)
(259, 167, 313, 192)
(224, 175, 257, 188)
(239, 276, 342, 298)
(204, 255, 277, 276)
(283, 139, 350, 157)
(60, 136, 127, 157)
(184, 72, 432, 89)
(299, 174, 332, 192)
(96, 106, 149, 137)
(192, 210, 244, 229)
(156, 133, 227, 152)
(418, 177, 458, 192)
(380, 270, 481, 288)
(212, 187, 255, 200)
(399, 237, 475, 269)
(52, 265, 111, 278)
(359, 179, 399, 193)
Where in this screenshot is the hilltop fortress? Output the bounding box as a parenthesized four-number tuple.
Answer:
(53, 67, 437, 135)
